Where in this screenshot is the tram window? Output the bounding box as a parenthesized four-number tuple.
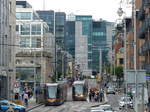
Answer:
(75, 84, 83, 94)
(48, 86, 57, 98)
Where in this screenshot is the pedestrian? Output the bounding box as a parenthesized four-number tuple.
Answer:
(23, 92, 29, 107)
(96, 92, 100, 102)
(145, 108, 148, 112)
(89, 91, 92, 102)
(99, 91, 103, 102)
(91, 90, 95, 102)
(147, 97, 150, 112)
(0, 104, 2, 112)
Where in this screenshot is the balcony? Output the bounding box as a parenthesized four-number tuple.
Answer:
(137, 5, 145, 20)
(139, 17, 150, 39)
(144, 63, 150, 73)
(140, 40, 150, 53)
(144, 0, 150, 8)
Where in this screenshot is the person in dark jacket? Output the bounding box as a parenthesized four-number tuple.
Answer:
(147, 97, 150, 112)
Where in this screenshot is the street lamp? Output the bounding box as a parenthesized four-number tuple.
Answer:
(117, 6, 128, 111)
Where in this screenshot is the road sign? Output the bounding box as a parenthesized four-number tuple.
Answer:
(14, 88, 20, 93)
(14, 82, 20, 88)
(13, 81, 20, 93)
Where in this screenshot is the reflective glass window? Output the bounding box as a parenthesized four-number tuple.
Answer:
(31, 38, 41, 48)
(88, 53, 92, 59)
(31, 24, 41, 35)
(20, 37, 30, 48)
(21, 24, 30, 35)
(48, 86, 57, 98)
(16, 12, 32, 20)
(16, 25, 19, 31)
(74, 84, 83, 94)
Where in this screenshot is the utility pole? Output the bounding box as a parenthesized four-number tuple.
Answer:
(54, 12, 57, 82)
(43, 0, 45, 10)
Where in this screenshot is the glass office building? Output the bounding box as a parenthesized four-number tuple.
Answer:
(65, 21, 75, 59)
(36, 10, 54, 33)
(37, 11, 66, 50)
(92, 21, 108, 73)
(76, 15, 93, 69)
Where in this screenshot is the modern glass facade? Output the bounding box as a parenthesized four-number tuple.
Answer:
(76, 15, 93, 69)
(92, 21, 108, 72)
(36, 10, 54, 33)
(65, 21, 75, 59)
(55, 12, 66, 49)
(37, 11, 66, 50)
(16, 8, 50, 84)
(16, 12, 32, 20)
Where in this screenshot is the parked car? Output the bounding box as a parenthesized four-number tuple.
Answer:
(0, 100, 26, 112)
(119, 97, 133, 109)
(106, 87, 115, 95)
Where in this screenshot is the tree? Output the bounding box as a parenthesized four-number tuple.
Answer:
(113, 66, 124, 79)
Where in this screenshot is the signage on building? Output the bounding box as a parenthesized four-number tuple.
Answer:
(13, 81, 20, 93)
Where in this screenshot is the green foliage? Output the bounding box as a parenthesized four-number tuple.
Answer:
(113, 66, 124, 78)
(51, 75, 56, 82)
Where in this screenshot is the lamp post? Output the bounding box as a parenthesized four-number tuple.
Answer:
(117, 6, 128, 111)
(54, 12, 57, 82)
(61, 51, 67, 80)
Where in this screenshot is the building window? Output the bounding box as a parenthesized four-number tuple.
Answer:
(88, 45, 92, 51)
(16, 12, 32, 20)
(31, 38, 41, 48)
(16, 67, 35, 81)
(31, 24, 41, 35)
(119, 58, 124, 64)
(16, 25, 19, 32)
(88, 61, 92, 69)
(9, 1, 12, 14)
(88, 53, 92, 59)
(88, 37, 92, 44)
(92, 32, 106, 36)
(20, 37, 30, 48)
(21, 24, 30, 35)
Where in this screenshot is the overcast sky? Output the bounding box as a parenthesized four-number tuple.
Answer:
(26, 0, 131, 22)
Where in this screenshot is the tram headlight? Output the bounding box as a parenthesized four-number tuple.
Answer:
(79, 94, 84, 97)
(47, 98, 56, 102)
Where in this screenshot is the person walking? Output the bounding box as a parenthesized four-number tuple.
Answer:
(23, 92, 29, 107)
(89, 91, 92, 102)
(147, 97, 150, 112)
(99, 91, 104, 102)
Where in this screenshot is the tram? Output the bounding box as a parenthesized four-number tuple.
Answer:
(72, 80, 88, 101)
(44, 82, 67, 106)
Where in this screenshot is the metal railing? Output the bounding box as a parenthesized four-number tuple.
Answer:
(137, 3, 145, 20)
(140, 40, 150, 52)
(139, 17, 150, 39)
(144, 0, 150, 7)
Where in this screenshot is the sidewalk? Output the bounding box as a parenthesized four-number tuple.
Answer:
(26, 97, 43, 111)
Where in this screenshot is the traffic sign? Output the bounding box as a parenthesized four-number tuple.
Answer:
(14, 81, 20, 88)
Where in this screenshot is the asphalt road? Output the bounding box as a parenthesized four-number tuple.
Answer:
(107, 93, 135, 112)
(29, 79, 100, 112)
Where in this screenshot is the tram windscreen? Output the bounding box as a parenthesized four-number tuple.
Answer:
(48, 86, 57, 98)
(74, 84, 83, 94)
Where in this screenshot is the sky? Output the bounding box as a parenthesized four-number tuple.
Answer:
(26, 0, 132, 22)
